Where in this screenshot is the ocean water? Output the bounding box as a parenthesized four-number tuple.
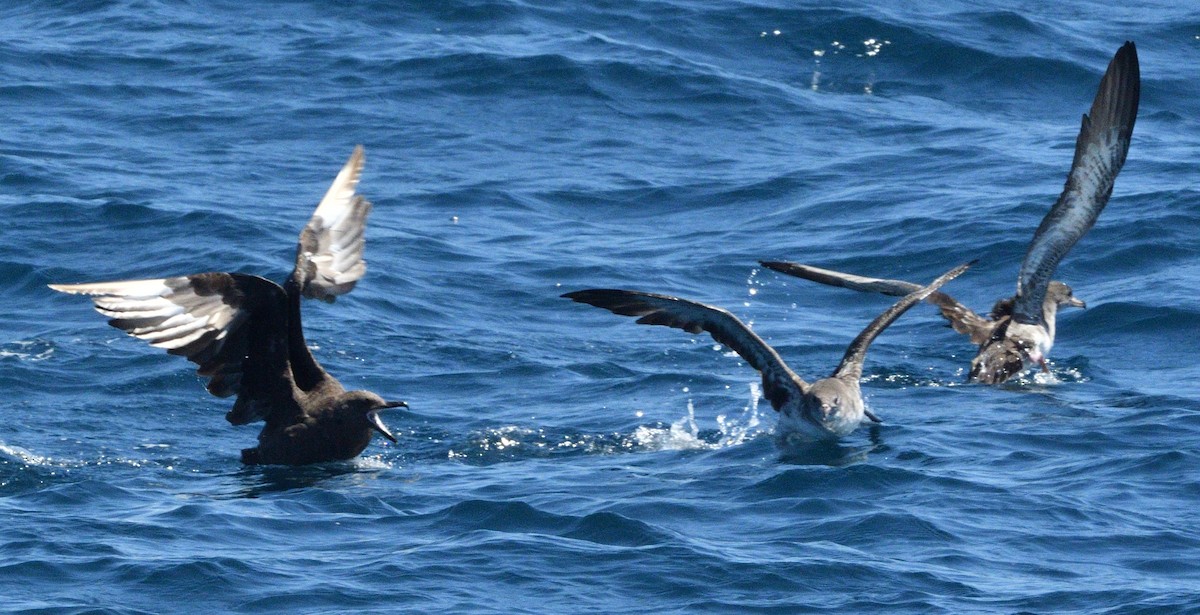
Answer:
(1, 1, 1198, 612)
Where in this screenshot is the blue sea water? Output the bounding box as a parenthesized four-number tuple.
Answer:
(1, 0, 1198, 612)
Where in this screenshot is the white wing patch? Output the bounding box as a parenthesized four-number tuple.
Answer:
(311, 145, 365, 228)
(296, 145, 371, 301)
(49, 277, 240, 354)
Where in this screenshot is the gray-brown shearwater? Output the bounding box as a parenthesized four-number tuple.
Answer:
(762, 41, 1139, 384)
(563, 262, 971, 440)
(50, 146, 407, 465)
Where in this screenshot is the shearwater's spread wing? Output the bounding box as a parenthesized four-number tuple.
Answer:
(293, 145, 371, 302)
(50, 273, 296, 425)
(1013, 42, 1139, 324)
(761, 260, 994, 344)
(563, 289, 807, 412)
(834, 262, 973, 380)
(761, 261, 924, 297)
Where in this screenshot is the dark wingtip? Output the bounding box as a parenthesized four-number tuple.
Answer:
(937, 259, 979, 286)
(1107, 40, 1140, 136)
(1113, 41, 1138, 79)
(562, 288, 647, 306)
(931, 260, 975, 289)
(562, 289, 615, 301)
(758, 260, 815, 281)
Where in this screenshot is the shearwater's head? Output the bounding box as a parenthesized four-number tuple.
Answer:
(801, 379, 864, 437)
(1045, 281, 1086, 310)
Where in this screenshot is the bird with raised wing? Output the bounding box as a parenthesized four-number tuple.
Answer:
(762, 41, 1139, 384)
(563, 262, 971, 440)
(50, 146, 408, 465)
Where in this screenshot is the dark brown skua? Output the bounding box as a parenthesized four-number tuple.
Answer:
(50, 146, 406, 465)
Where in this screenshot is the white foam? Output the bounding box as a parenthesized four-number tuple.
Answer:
(446, 384, 772, 461)
(0, 443, 51, 466)
(633, 382, 769, 452)
(632, 400, 709, 451)
(353, 454, 394, 470)
(0, 443, 160, 471)
(0, 340, 54, 362)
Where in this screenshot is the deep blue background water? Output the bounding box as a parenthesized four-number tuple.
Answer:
(2, 1, 1198, 613)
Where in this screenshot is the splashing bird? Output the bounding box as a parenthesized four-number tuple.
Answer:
(762, 41, 1139, 384)
(563, 262, 971, 440)
(50, 146, 407, 465)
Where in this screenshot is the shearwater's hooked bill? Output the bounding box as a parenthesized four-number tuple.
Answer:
(50, 146, 408, 465)
(563, 263, 971, 440)
(762, 41, 1139, 384)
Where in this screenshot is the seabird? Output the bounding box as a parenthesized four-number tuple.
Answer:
(50, 146, 408, 465)
(762, 41, 1139, 384)
(563, 262, 971, 440)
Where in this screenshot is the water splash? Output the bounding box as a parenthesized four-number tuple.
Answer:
(351, 454, 395, 471)
(1000, 362, 1090, 387)
(447, 384, 771, 463)
(0, 443, 52, 467)
(716, 381, 766, 446)
(634, 381, 769, 451)
(744, 267, 763, 307)
(861, 367, 968, 388)
(631, 400, 708, 451)
(0, 442, 159, 473)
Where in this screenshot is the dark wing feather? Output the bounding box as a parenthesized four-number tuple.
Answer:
(761, 261, 924, 297)
(761, 260, 994, 344)
(928, 292, 997, 345)
(834, 262, 973, 380)
(50, 273, 297, 425)
(1013, 42, 1139, 324)
(563, 289, 807, 412)
(293, 145, 371, 302)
